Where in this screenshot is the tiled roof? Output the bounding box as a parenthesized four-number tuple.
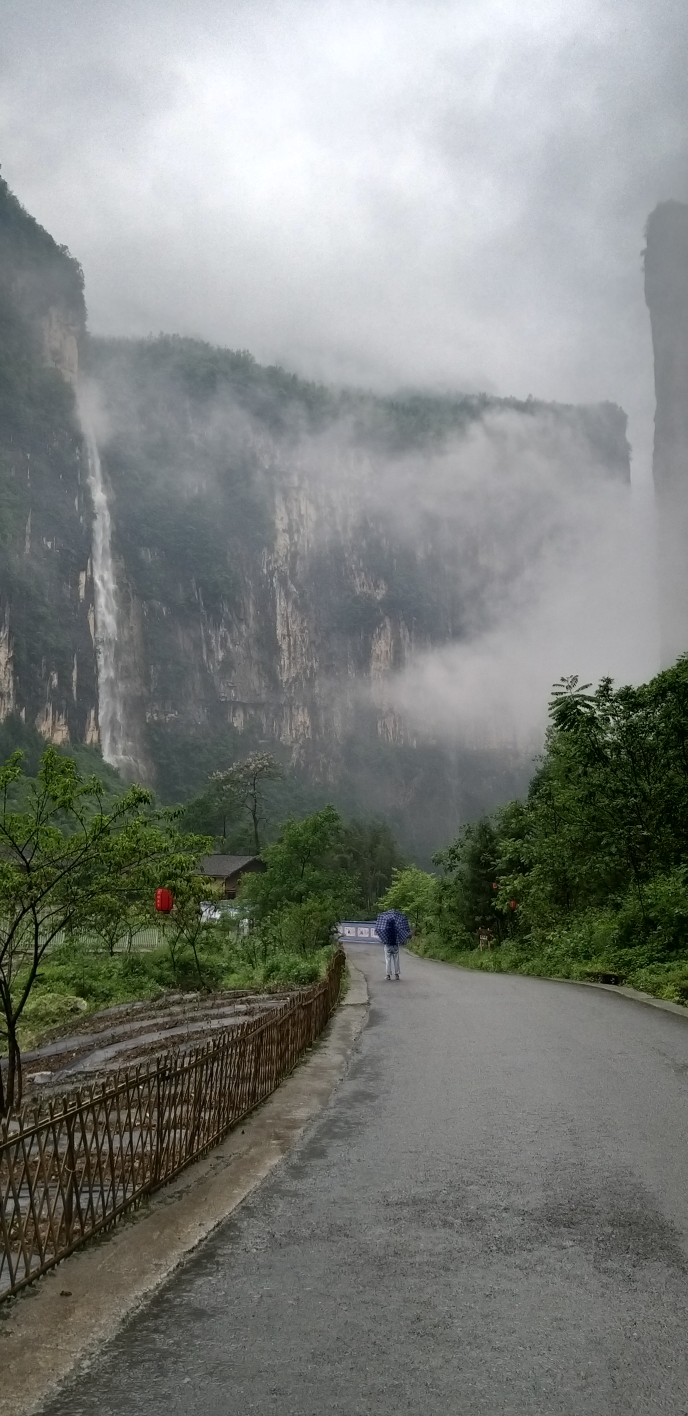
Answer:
(200, 855, 261, 877)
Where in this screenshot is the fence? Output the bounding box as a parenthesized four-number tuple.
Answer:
(0, 948, 344, 1300)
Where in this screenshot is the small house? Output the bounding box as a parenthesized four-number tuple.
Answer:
(199, 854, 266, 899)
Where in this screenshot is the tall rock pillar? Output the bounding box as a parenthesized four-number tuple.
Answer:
(645, 201, 688, 665)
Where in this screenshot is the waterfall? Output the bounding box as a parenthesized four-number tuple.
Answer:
(81, 418, 134, 775)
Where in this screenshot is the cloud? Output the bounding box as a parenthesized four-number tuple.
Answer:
(382, 477, 658, 751)
(291, 403, 660, 747)
(0, 0, 673, 773)
(2, 0, 688, 483)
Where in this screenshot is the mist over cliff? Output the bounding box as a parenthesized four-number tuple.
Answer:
(0, 175, 651, 856)
(645, 201, 688, 667)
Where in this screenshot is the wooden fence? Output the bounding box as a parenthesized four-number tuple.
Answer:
(0, 949, 344, 1300)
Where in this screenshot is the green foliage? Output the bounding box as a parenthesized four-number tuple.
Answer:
(182, 750, 290, 850)
(377, 866, 437, 933)
(10, 788, 406, 1057)
(417, 659, 688, 1004)
(239, 806, 356, 976)
(434, 817, 506, 942)
(340, 818, 406, 915)
(16, 906, 336, 1053)
(0, 745, 209, 1112)
(18, 989, 88, 1050)
(241, 806, 354, 923)
(509, 664, 688, 927)
(160, 874, 221, 987)
(209, 751, 282, 852)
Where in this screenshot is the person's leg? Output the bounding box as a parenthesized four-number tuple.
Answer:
(394, 947, 400, 979)
(384, 943, 393, 978)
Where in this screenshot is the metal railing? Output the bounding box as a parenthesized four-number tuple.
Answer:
(0, 949, 344, 1300)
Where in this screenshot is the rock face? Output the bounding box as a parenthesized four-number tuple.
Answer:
(85, 335, 630, 852)
(0, 176, 98, 748)
(0, 175, 633, 852)
(645, 201, 688, 665)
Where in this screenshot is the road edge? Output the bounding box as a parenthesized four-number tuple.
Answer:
(410, 947, 688, 1020)
(541, 973, 688, 1017)
(1, 958, 369, 1416)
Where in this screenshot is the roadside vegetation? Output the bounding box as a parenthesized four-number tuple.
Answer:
(0, 739, 403, 1111)
(13, 651, 686, 1109)
(385, 658, 688, 1006)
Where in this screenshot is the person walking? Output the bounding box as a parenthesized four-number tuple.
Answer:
(375, 908, 411, 980)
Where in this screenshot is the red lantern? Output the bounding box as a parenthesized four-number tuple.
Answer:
(492, 882, 498, 891)
(155, 888, 174, 914)
(509, 900, 517, 911)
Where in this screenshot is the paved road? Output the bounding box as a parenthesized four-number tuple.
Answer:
(46, 949, 688, 1415)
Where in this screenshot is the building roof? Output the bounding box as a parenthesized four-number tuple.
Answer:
(200, 854, 262, 878)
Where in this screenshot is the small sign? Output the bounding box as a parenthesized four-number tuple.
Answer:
(338, 921, 378, 941)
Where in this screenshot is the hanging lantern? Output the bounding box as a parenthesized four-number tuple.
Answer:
(492, 882, 498, 891)
(155, 887, 174, 914)
(509, 900, 517, 911)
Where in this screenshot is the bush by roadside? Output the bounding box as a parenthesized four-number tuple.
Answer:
(18, 929, 336, 1052)
(8, 794, 372, 1066)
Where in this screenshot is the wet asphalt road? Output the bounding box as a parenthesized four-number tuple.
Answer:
(45, 948, 688, 1416)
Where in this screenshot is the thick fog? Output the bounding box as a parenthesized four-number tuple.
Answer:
(85, 336, 658, 760)
(289, 403, 658, 748)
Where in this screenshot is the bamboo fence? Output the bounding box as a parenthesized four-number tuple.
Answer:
(0, 948, 344, 1300)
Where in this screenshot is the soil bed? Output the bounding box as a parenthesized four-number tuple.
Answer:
(14, 989, 297, 1100)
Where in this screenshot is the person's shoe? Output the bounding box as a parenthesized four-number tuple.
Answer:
(395, 975, 400, 981)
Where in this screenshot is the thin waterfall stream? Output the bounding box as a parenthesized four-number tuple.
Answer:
(81, 417, 131, 773)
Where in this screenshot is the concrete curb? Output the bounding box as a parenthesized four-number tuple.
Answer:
(543, 973, 688, 1018)
(413, 949, 688, 1021)
(1, 959, 369, 1416)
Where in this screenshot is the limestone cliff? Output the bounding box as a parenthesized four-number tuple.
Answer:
(0, 175, 98, 748)
(645, 201, 688, 665)
(85, 335, 630, 850)
(0, 176, 633, 853)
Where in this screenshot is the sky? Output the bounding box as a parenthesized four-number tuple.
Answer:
(2, 0, 688, 482)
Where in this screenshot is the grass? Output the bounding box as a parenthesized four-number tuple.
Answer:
(15, 929, 337, 1052)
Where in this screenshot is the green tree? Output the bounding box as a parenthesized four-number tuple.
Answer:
(377, 866, 437, 933)
(240, 805, 356, 951)
(161, 875, 221, 986)
(0, 747, 208, 1114)
(185, 751, 283, 850)
(510, 666, 688, 930)
(78, 890, 150, 957)
(341, 818, 406, 915)
(434, 817, 506, 942)
(432, 658, 688, 958)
